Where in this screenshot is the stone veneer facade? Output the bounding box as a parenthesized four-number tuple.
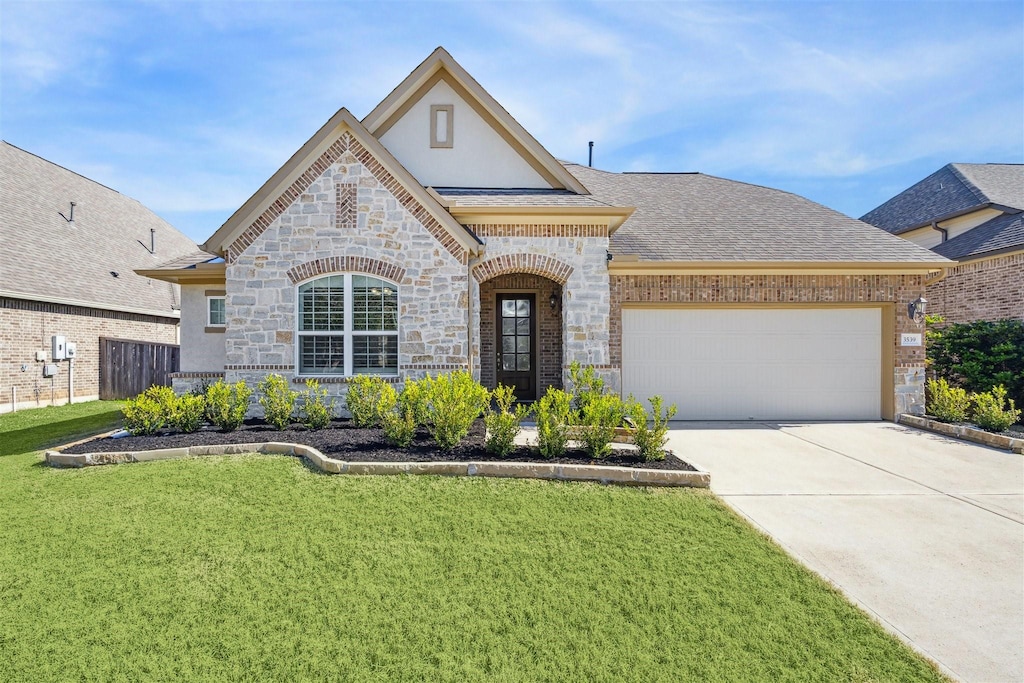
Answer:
(608, 273, 930, 417)
(925, 252, 1024, 324)
(218, 135, 472, 408)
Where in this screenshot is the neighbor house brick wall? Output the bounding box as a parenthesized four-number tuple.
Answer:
(609, 274, 929, 416)
(925, 252, 1024, 324)
(0, 297, 178, 411)
(224, 138, 470, 411)
(468, 224, 613, 390)
(479, 273, 563, 396)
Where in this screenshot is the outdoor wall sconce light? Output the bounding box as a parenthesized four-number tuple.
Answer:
(908, 296, 927, 323)
(550, 291, 559, 311)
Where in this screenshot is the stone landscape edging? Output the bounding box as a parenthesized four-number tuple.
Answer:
(897, 414, 1024, 454)
(44, 442, 710, 488)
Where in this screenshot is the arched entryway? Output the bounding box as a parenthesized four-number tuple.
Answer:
(478, 273, 563, 401)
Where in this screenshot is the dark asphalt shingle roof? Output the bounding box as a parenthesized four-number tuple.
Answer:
(564, 163, 944, 263)
(861, 163, 1024, 235)
(0, 141, 200, 316)
(932, 213, 1024, 260)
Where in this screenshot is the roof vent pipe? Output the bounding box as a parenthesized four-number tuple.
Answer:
(138, 228, 156, 254)
(59, 201, 76, 226)
(588, 141, 594, 167)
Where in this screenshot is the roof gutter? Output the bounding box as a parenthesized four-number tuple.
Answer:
(893, 202, 1019, 235)
(607, 260, 951, 276)
(135, 261, 227, 285)
(448, 205, 635, 232)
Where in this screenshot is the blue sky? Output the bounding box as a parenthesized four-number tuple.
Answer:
(2, 0, 1022, 246)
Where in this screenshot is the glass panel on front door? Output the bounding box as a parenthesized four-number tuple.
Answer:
(501, 298, 530, 371)
(496, 294, 535, 400)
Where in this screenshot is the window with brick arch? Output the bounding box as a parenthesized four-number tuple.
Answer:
(296, 274, 398, 376)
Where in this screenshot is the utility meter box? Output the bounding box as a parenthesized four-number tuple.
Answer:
(65, 342, 77, 359)
(51, 335, 67, 360)
(43, 364, 58, 378)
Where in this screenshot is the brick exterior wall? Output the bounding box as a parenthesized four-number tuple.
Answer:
(925, 252, 1024, 324)
(609, 273, 929, 416)
(0, 297, 179, 411)
(479, 273, 563, 396)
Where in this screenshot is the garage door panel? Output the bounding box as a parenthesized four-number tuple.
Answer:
(622, 308, 882, 420)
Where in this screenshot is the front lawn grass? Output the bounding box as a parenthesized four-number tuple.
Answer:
(1, 402, 945, 682)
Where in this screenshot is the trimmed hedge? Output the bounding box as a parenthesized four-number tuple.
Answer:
(927, 318, 1024, 413)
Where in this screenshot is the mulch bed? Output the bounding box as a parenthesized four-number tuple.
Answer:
(63, 418, 696, 471)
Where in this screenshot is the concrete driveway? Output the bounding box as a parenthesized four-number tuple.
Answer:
(667, 421, 1023, 683)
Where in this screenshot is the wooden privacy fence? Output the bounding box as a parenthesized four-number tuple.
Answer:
(99, 337, 180, 400)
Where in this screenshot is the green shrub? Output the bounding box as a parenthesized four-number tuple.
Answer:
(204, 380, 252, 432)
(568, 361, 606, 412)
(971, 385, 1022, 432)
(534, 387, 573, 459)
(122, 386, 175, 435)
(578, 393, 625, 459)
(300, 379, 335, 430)
(926, 378, 971, 423)
(345, 375, 388, 427)
(378, 382, 419, 448)
(395, 377, 429, 427)
(171, 393, 206, 433)
(628, 395, 677, 462)
(257, 373, 298, 430)
(421, 371, 489, 450)
(927, 318, 1024, 410)
(485, 384, 530, 457)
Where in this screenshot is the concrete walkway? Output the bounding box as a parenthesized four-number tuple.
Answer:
(667, 421, 1023, 683)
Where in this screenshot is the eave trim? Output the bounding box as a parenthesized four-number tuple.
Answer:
(361, 47, 589, 195)
(135, 262, 227, 285)
(201, 109, 481, 258)
(607, 260, 951, 276)
(450, 205, 634, 232)
(0, 290, 181, 320)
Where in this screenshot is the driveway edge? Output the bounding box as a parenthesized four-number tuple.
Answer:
(898, 414, 1024, 454)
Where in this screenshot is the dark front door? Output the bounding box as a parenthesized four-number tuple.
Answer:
(496, 294, 536, 400)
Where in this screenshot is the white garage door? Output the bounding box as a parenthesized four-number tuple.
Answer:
(622, 307, 882, 420)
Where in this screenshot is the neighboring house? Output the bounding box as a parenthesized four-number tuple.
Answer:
(861, 163, 1023, 324)
(140, 48, 948, 421)
(0, 141, 201, 411)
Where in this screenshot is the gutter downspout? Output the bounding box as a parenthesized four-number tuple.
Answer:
(924, 268, 947, 286)
(930, 221, 948, 243)
(467, 252, 481, 379)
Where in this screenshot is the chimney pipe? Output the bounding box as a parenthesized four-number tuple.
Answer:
(150, 228, 156, 254)
(588, 141, 594, 167)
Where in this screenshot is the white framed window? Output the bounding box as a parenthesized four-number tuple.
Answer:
(207, 296, 226, 327)
(296, 274, 398, 376)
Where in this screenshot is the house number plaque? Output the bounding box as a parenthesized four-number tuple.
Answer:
(900, 333, 922, 347)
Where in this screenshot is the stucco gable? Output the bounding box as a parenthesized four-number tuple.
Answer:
(363, 47, 588, 194)
(202, 109, 480, 263)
